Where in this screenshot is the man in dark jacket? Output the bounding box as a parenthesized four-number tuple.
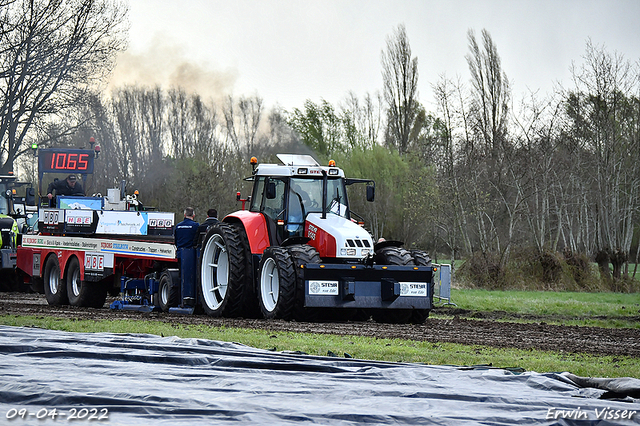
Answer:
(174, 207, 199, 249)
(46, 175, 84, 200)
(193, 208, 218, 248)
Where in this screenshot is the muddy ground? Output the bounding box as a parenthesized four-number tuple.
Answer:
(1, 292, 639, 358)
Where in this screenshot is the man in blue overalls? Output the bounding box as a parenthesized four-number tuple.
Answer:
(174, 207, 199, 249)
(173, 207, 199, 307)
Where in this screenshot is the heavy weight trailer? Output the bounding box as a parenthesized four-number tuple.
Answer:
(16, 192, 178, 309)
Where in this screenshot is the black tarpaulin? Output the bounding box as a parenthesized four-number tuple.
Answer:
(0, 325, 638, 425)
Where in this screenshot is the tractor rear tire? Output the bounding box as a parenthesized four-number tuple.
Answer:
(44, 255, 67, 306)
(66, 256, 107, 308)
(409, 249, 432, 324)
(288, 244, 321, 322)
(158, 269, 180, 312)
(258, 246, 296, 319)
(198, 223, 252, 318)
(372, 246, 413, 324)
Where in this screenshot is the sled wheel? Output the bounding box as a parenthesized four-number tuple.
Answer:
(44, 255, 67, 306)
(66, 256, 107, 308)
(158, 269, 180, 312)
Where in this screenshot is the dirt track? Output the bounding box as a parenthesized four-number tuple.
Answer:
(1, 292, 639, 358)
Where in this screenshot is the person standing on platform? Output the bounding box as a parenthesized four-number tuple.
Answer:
(174, 207, 199, 250)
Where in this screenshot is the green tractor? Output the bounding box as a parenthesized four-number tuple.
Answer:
(0, 174, 36, 291)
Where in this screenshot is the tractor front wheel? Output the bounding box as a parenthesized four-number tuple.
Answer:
(409, 249, 432, 324)
(372, 246, 413, 324)
(287, 244, 322, 322)
(258, 247, 296, 320)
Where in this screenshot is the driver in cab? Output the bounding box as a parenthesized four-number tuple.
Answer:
(46, 175, 84, 206)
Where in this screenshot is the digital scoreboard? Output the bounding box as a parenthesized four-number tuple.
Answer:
(38, 149, 95, 174)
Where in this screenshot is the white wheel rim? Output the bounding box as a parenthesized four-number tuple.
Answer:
(260, 257, 279, 313)
(161, 280, 169, 305)
(70, 267, 81, 297)
(201, 234, 229, 311)
(48, 264, 60, 294)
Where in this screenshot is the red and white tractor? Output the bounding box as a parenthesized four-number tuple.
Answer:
(197, 154, 433, 323)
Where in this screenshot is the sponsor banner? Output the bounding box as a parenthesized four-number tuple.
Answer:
(399, 282, 428, 297)
(147, 212, 174, 236)
(39, 208, 65, 234)
(84, 252, 114, 271)
(66, 210, 93, 225)
(65, 210, 97, 234)
(21, 236, 175, 260)
(58, 196, 103, 210)
(96, 211, 147, 235)
(308, 280, 339, 295)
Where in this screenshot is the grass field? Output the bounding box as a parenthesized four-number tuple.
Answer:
(434, 289, 640, 329)
(1, 314, 638, 378)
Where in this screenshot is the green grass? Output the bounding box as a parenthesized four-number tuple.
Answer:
(445, 289, 640, 318)
(1, 314, 638, 379)
(619, 263, 640, 281)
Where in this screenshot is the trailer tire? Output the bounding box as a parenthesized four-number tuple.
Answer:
(158, 269, 180, 312)
(31, 277, 44, 294)
(258, 246, 296, 320)
(287, 244, 321, 322)
(44, 255, 67, 306)
(409, 249, 432, 324)
(198, 223, 252, 317)
(66, 256, 107, 308)
(372, 247, 413, 324)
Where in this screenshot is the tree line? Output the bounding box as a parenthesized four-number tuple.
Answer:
(1, 2, 639, 285)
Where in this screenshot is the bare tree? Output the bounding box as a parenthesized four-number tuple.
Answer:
(341, 91, 383, 150)
(223, 95, 263, 158)
(465, 29, 510, 163)
(381, 24, 420, 156)
(433, 75, 473, 262)
(0, 0, 127, 174)
(464, 29, 514, 262)
(565, 40, 640, 281)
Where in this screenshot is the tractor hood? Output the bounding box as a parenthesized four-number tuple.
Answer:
(304, 213, 374, 259)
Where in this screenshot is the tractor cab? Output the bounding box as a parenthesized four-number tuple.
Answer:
(245, 154, 375, 258)
(249, 175, 349, 241)
(248, 155, 355, 241)
(0, 174, 36, 233)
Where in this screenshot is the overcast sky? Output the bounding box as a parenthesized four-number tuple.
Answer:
(109, 0, 640, 111)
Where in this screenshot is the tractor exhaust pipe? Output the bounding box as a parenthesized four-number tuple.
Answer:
(321, 170, 327, 220)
